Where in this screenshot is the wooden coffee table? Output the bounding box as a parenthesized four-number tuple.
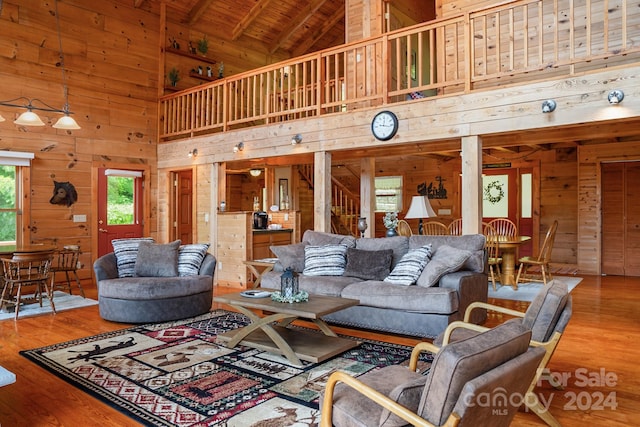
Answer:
(214, 292, 360, 366)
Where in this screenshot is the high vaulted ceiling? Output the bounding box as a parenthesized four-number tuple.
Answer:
(135, 0, 346, 57)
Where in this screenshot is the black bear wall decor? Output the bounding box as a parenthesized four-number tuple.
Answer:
(49, 181, 78, 207)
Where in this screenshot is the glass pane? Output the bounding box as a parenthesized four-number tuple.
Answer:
(375, 176, 403, 212)
(0, 211, 16, 244)
(0, 166, 16, 209)
(483, 174, 509, 217)
(107, 176, 135, 225)
(521, 173, 532, 218)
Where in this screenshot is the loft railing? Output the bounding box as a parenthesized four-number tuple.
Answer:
(160, 0, 640, 140)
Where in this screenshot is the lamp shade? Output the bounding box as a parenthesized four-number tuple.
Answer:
(405, 195, 436, 219)
(0, 114, 5, 122)
(14, 111, 45, 126)
(53, 115, 81, 130)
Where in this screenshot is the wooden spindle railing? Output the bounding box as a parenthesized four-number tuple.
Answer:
(159, 0, 640, 141)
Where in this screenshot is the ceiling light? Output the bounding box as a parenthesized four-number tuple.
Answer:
(608, 90, 624, 104)
(0, 0, 80, 129)
(249, 169, 262, 177)
(291, 134, 302, 145)
(233, 142, 244, 153)
(542, 99, 556, 113)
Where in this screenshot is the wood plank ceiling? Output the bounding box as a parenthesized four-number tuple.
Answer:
(135, 0, 346, 56)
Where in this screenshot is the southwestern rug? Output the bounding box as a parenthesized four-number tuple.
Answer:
(20, 309, 432, 426)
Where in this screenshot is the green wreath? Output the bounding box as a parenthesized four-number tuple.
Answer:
(484, 180, 504, 204)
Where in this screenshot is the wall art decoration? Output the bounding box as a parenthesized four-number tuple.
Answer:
(49, 181, 78, 207)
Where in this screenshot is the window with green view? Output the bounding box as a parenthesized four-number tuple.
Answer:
(0, 165, 17, 245)
(107, 176, 135, 225)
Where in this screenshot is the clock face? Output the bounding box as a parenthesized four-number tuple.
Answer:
(371, 111, 398, 141)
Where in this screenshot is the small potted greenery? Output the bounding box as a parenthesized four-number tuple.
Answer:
(197, 35, 208, 56)
(383, 211, 399, 237)
(168, 67, 180, 87)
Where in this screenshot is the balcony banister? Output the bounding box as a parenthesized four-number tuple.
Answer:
(160, 0, 640, 141)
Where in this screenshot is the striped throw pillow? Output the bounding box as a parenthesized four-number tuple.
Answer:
(111, 237, 156, 278)
(303, 244, 348, 276)
(384, 244, 433, 286)
(178, 243, 211, 276)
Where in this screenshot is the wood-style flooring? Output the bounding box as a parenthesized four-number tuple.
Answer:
(0, 275, 638, 426)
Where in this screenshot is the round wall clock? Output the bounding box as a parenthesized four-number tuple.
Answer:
(371, 110, 399, 141)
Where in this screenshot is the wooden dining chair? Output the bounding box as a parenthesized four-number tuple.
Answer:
(447, 218, 463, 235)
(516, 220, 559, 285)
(483, 223, 502, 290)
(0, 253, 55, 320)
(422, 221, 448, 235)
(396, 219, 413, 236)
(487, 218, 517, 237)
(51, 246, 85, 297)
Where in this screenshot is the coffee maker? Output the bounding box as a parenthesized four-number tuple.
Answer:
(253, 211, 268, 229)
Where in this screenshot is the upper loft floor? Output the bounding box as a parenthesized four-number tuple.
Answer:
(159, 0, 640, 142)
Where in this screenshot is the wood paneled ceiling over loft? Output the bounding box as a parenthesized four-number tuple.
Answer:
(135, 0, 346, 56)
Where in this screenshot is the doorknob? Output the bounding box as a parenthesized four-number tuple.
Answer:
(99, 228, 108, 233)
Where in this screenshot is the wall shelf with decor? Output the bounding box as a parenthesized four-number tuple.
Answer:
(165, 47, 217, 65)
(189, 72, 219, 82)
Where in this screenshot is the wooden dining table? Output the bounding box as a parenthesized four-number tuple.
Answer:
(495, 236, 531, 287)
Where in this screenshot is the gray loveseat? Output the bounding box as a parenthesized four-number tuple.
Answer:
(94, 242, 216, 323)
(260, 231, 488, 338)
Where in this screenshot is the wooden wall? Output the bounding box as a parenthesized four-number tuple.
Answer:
(0, 0, 160, 282)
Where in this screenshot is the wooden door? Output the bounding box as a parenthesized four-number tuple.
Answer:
(602, 162, 640, 276)
(172, 170, 193, 244)
(97, 168, 144, 257)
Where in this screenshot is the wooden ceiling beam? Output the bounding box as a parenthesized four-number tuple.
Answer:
(186, 0, 215, 24)
(292, 5, 344, 56)
(133, 0, 146, 8)
(231, 0, 275, 41)
(269, 0, 328, 54)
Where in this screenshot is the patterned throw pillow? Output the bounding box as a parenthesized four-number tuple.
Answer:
(177, 243, 211, 276)
(303, 244, 348, 276)
(111, 237, 155, 278)
(384, 244, 433, 286)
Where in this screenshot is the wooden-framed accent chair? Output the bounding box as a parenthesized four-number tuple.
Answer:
(321, 322, 545, 427)
(422, 221, 448, 235)
(396, 219, 413, 236)
(434, 279, 572, 427)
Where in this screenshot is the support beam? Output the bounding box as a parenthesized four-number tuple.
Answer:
(314, 151, 332, 232)
(461, 136, 483, 234)
(360, 157, 375, 237)
(269, 0, 328, 54)
(292, 6, 345, 57)
(187, 0, 215, 25)
(232, 0, 275, 41)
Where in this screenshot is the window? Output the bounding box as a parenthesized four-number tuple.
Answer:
(375, 176, 403, 212)
(0, 151, 32, 248)
(0, 166, 18, 246)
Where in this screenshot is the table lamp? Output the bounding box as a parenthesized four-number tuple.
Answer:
(404, 195, 437, 235)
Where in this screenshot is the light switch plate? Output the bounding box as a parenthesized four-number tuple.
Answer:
(73, 214, 87, 222)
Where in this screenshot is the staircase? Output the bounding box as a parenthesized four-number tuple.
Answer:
(297, 165, 360, 236)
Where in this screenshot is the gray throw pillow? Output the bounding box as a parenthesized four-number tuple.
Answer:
(270, 242, 307, 272)
(177, 243, 210, 276)
(416, 245, 472, 287)
(384, 244, 432, 286)
(343, 248, 394, 281)
(303, 244, 348, 276)
(111, 237, 155, 278)
(134, 240, 181, 277)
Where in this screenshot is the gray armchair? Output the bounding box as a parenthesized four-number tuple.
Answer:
(320, 322, 545, 427)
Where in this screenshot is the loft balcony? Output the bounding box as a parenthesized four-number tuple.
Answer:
(159, 0, 640, 142)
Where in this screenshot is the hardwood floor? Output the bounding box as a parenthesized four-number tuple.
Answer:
(0, 275, 638, 426)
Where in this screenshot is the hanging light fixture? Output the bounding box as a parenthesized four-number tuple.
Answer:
(0, 0, 80, 129)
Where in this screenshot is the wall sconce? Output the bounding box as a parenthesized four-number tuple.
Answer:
(249, 169, 262, 177)
(233, 142, 244, 153)
(188, 149, 198, 158)
(542, 99, 556, 113)
(291, 134, 302, 145)
(608, 90, 624, 104)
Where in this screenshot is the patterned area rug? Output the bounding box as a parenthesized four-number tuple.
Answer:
(20, 309, 432, 426)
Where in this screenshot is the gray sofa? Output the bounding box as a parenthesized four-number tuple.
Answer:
(261, 231, 488, 338)
(93, 252, 216, 323)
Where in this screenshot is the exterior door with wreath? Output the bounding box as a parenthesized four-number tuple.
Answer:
(482, 168, 533, 257)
